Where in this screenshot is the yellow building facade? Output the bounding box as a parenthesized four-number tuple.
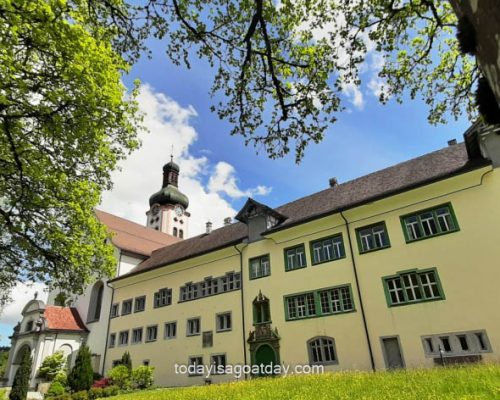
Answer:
(105, 124, 500, 386)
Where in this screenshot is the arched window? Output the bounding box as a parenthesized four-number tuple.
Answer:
(307, 337, 338, 365)
(58, 344, 73, 368)
(88, 281, 104, 323)
(179, 229, 184, 239)
(173, 227, 178, 237)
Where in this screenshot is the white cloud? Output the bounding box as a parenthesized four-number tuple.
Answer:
(100, 84, 271, 236)
(342, 82, 365, 110)
(208, 162, 271, 199)
(0, 282, 47, 325)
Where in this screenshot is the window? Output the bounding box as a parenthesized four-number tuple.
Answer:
(310, 234, 345, 265)
(356, 222, 390, 253)
(401, 204, 459, 242)
(188, 356, 203, 376)
(440, 336, 452, 352)
(284, 244, 307, 271)
(164, 322, 177, 339)
(134, 296, 146, 313)
(154, 288, 172, 308)
(318, 286, 354, 314)
(308, 337, 338, 365)
(249, 255, 271, 279)
(476, 332, 488, 351)
(422, 330, 491, 357)
(253, 296, 271, 325)
(285, 285, 354, 321)
(173, 227, 178, 237)
(132, 328, 143, 344)
(118, 331, 129, 346)
(383, 268, 444, 307)
(458, 335, 469, 351)
(88, 281, 104, 322)
(146, 325, 158, 342)
(179, 272, 240, 302)
(216, 312, 232, 332)
(202, 331, 213, 348)
(25, 321, 33, 332)
(110, 303, 119, 318)
(179, 229, 184, 239)
(121, 299, 133, 315)
(109, 333, 116, 348)
(187, 318, 201, 336)
(143, 360, 150, 366)
(210, 354, 227, 374)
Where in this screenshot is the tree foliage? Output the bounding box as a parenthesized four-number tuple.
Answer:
(9, 347, 32, 400)
(37, 351, 67, 381)
(120, 352, 132, 372)
(68, 345, 94, 392)
(0, 0, 141, 305)
(83, 0, 477, 162)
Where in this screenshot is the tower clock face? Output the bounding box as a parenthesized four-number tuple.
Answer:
(174, 205, 184, 217)
(151, 204, 160, 215)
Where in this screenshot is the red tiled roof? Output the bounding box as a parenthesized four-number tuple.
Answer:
(95, 209, 180, 257)
(44, 306, 88, 332)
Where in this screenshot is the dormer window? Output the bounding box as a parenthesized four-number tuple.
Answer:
(235, 198, 287, 242)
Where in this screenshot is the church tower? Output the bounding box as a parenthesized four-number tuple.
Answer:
(146, 157, 190, 238)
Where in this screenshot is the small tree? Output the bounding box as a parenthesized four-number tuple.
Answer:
(9, 347, 32, 400)
(106, 365, 130, 390)
(38, 351, 66, 381)
(131, 366, 154, 389)
(67, 345, 93, 392)
(120, 352, 132, 372)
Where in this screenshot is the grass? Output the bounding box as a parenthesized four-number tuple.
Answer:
(114, 364, 500, 400)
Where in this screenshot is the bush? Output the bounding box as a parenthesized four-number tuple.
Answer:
(102, 386, 119, 397)
(46, 381, 66, 398)
(130, 366, 154, 389)
(88, 388, 103, 400)
(106, 365, 130, 390)
(53, 371, 68, 386)
(50, 395, 72, 400)
(71, 391, 88, 400)
(120, 352, 132, 372)
(92, 372, 102, 381)
(9, 347, 32, 400)
(67, 345, 93, 392)
(91, 378, 109, 389)
(38, 351, 67, 381)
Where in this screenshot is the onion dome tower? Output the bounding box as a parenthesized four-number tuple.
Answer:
(146, 156, 190, 238)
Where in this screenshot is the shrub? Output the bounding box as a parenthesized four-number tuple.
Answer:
(38, 351, 67, 381)
(106, 365, 130, 390)
(91, 378, 109, 389)
(9, 347, 32, 400)
(130, 366, 154, 389)
(92, 372, 102, 381)
(67, 345, 93, 392)
(53, 371, 68, 386)
(50, 395, 72, 400)
(46, 381, 66, 398)
(102, 386, 119, 397)
(120, 352, 132, 372)
(71, 391, 88, 400)
(88, 388, 104, 400)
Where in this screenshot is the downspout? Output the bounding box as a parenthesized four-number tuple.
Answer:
(102, 252, 120, 376)
(233, 243, 248, 378)
(340, 211, 375, 371)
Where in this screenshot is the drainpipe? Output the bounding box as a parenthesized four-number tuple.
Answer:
(102, 252, 120, 376)
(340, 211, 375, 371)
(233, 244, 248, 378)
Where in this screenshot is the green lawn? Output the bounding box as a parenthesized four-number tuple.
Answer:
(114, 364, 500, 400)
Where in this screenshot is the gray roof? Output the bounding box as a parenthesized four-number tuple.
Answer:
(111, 143, 489, 282)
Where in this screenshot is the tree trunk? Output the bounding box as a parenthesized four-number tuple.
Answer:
(449, 0, 500, 106)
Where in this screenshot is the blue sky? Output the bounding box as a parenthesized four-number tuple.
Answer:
(0, 34, 471, 346)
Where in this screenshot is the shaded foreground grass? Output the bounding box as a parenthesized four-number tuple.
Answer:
(115, 364, 500, 400)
